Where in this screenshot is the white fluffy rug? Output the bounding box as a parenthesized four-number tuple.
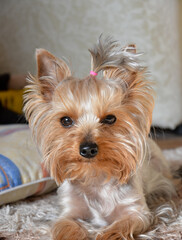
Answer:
(0, 147, 182, 240)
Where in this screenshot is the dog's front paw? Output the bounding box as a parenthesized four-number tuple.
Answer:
(96, 222, 136, 240)
(96, 232, 134, 240)
(96, 231, 124, 240)
(51, 218, 89, 240)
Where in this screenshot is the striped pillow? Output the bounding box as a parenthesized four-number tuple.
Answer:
(0, 124, 57, 205)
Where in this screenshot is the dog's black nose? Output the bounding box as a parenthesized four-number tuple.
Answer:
(80, 142, 98, 158)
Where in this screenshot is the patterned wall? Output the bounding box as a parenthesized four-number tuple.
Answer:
(0, 0, 182, 128)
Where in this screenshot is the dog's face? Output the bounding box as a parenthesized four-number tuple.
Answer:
(24, 39, 154, 185)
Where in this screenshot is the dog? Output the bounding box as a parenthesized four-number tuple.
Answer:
(23, 36, 180, 240)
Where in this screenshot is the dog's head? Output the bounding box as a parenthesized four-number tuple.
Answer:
(24, 36, 154, 185)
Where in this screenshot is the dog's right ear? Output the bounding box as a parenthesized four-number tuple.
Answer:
(36, 49, 71, 101)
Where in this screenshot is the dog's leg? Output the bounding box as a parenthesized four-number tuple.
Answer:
(96, 210, 151, 240)
(96, 176, 152, 240)
(51, 181, 91, 240)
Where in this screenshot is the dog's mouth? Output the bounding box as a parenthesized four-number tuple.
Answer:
(75, 157, 96, 163)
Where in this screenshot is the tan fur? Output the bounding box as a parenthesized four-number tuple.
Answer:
(51, 219, 89, 240)
(23, 36, 177, 240)
(96, 216, 148, 240)
(24, 49, 154, 185)
(24, 74, 154, 184)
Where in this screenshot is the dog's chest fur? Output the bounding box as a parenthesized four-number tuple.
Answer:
(59, 174, 142, 228)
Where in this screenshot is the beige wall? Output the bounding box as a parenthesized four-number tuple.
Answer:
(0, 0, 182, 128)
(179, 0, 182, 67)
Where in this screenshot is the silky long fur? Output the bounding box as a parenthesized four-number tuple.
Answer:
(23, 36, 179, 240)
(89, 35, 144, 73)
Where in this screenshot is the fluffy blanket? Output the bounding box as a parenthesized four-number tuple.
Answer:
(0, 147, 182, 240)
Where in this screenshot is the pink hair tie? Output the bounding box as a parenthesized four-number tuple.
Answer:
(90, 71, 98, 76)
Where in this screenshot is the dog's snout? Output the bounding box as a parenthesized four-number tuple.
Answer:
(80, 142, 98, 158)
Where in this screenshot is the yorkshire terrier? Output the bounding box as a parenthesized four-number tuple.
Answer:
(24, 36, 180, 240)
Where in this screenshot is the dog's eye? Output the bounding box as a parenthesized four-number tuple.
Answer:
(60, 116, 74, 127)
(101, 115, 116, 125)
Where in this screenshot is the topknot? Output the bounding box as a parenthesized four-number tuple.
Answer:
(89, 35, 144, 75)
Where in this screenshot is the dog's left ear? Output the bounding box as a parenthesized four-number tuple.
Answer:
(36, 49, 71, 101)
